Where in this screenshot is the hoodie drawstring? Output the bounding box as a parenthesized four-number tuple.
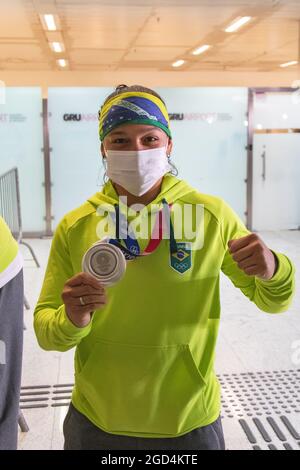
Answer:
(114, 203, 120, 240)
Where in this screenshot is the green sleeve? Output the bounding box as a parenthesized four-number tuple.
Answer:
(220, 199, 295, 314)
(33, 218, 92, 351)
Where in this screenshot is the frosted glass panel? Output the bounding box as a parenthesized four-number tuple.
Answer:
(49, 87, 248, 229)
(253, 91, 300, 129)
(253, 134, 300, 230)
(0, 87, 44, 232)
(252, 91, 300, 230)
(156, 87, 248, 221)
(48, 87, 112, 229)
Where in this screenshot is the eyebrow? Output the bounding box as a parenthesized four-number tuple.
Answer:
(109, 128, 161, 137)
(109, 131, 127, 136)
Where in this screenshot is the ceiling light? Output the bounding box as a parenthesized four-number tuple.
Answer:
(192, 45, 211, 56)
(172, 59, 185, 67)
(43, 14, 57, 31)
(51, 42, 63, 53)
(225, 16, 252, 33)
(280, 60, 298, 68)
(57, 59, 67, 68)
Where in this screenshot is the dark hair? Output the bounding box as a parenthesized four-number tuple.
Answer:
(102, 84, 166, 107)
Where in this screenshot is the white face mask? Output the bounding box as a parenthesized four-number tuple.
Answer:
(104, 145, 171, 197)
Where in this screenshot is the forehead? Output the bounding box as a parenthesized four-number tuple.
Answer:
(107, 124, 164, 137)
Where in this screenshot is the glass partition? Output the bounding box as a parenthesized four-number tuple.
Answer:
(0, 87, 44, 232)
(48, 87, 248, 230)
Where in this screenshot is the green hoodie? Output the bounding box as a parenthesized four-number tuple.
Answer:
(34, 174, 295, 438)
(0, 216, 23, 289)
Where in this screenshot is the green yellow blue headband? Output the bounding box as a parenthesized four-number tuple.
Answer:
(98, 91, 172, 142)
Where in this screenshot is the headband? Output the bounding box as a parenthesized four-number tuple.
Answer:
(98, 91, 172, 141)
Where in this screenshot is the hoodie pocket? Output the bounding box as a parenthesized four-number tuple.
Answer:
(76, 339, 207, 435)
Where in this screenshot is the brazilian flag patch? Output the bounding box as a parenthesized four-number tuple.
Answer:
(170, 242, 192, 274)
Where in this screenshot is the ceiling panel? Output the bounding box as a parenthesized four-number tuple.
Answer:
(68, 31, 137, 49)
(60, 5, 152, 31)
(70, 48, 125, 64)
(0, 43, 45, 61)
(0, 0, 298, 72)
(56, 0, 276, 6)
(0, 61, 51, 70)
(0, 0, 34, 38)
(219, 18, 298, 51)
(124, 46, 188, 61)
(136, 5, 243, 47)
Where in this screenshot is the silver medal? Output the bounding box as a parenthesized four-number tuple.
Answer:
(82, 240, 126, 286)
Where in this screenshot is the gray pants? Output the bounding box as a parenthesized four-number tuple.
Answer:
(0, 269, 24, 450)
(63, 402, 225, 450)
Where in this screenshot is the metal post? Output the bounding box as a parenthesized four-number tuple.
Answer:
(42, 98, 53, 236)
(246, 89, 254, 231)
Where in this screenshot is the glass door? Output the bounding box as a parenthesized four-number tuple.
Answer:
(252, 90, 300, 230)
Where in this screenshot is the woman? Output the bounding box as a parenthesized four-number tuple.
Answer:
(34, 84, 295, 450)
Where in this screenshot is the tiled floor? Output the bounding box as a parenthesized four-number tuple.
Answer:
(18, 231, 300, 450)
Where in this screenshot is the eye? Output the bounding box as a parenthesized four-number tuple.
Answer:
(112, 138, 127, 144)
(144, 136, 159, 143)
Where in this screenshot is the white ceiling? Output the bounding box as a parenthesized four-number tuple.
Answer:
(0, 0, 299, 72)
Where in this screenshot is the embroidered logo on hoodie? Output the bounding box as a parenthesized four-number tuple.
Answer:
(170, 242, 192, 274)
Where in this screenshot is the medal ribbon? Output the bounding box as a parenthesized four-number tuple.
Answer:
(107, 198, 178, 260)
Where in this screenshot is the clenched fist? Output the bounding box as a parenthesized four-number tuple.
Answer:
(228, 233, 278, 281)
(61, 272, 108, 328)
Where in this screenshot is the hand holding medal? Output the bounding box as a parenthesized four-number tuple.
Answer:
(82, 198, 176, 286)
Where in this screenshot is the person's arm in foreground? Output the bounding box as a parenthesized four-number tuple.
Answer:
(0, 218, 24, 450)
